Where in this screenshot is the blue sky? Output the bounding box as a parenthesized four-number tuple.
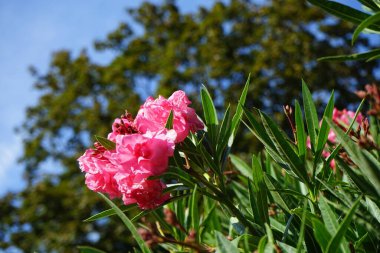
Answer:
(0, 0, 216, 196)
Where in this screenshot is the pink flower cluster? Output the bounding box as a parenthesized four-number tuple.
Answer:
(307, 108, 363, 168)
(78, 91, 204, 209)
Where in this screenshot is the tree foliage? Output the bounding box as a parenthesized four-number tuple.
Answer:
(1, 0, 379, 252)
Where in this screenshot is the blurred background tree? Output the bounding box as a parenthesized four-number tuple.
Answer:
(0, 0, 378, 252)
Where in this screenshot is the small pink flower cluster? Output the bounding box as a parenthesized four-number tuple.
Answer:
(78, 91, 204, 209)
(307, 108, 363, 168)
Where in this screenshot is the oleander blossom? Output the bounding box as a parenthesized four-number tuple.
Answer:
(134, 90, 204, 143)
(79, 90, 201, 209)
(78, 144, 121, 198)
(307, 108, 363, 169)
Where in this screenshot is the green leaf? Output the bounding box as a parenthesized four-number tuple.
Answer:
(217, 105, 232, 162)
(296, 200, 308, 252)
(243, 108, 285, 164)
(257, 235, 268, 253)
(264, 174, 290, 213)
(307, 0, 380, 30)
(98, 193, 152, 253)
(315, 91, 334, 162)
(260, 111, 310, 187)
(318, 48, 380, 62)
(326, 197, 362, 253)
(201, 85, 218, 125)
(352, 12, 380, 45)
(311, 218, 332, 251)
(319, 196, 339, 235)
(230, 154, 252, 180)
(229, 74, 251, 145)
(190, 185, 200, 232)
(83, 204, 137, 222)
(294, 100, 306, 160)
(358, 0, 380, 11)
(94, 135, 116, 150)
(215, 231, 239, 253)
(366, 196, 380, 224)
(77, 246, 107, 253)
(302, 80, 319, 153)
(251, 154, 269, 225)
(278, 242, 298, 253)
(165, 110, 174, 129)
(264, 223, 275, 253)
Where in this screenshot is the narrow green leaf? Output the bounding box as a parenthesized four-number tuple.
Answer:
(264, 223, 275, 253)
(77, 246, 106, 253)
(366, 196, 380, 224)
(257, 235, 268, 253)
(296, 200, 308, 252)
(230, 74, 251, 145)
(248, 181, 263, 227)
(190, 185, 200, 232)
(302, 80, 319, 152)
(358, 0, 380, 11)
(84, 204, 137, 222)
(98, 193, 152, 253)
(264, 174, 290, 213)
(94, 135, 116, 150)
(165, 110, 174, 129)
(260, 111, 310, 186)
(278, 242, 298, 253)
(307, 0, 380, 29)
(318, 48, 380, 62)
(230, 154, 252, 180)
(215, 231, 239, 253)
(319, 195, 339, 235)
(295, 100, 306, 160)
(243, 108, 285, 164)
(352, 12, 380, 45)
(217, 105, 232, 160)
(252, 154, 269, 225)
(200, 85, 218, 125)
(315, 91, 334, 161)
(311, 218, 332, 251)
(326, 197, 362, 253)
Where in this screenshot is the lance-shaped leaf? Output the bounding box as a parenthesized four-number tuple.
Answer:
(315, 91, 334, 163)
(307, 0, 380, 29)
(215, 231, 239, 253)
(302, 80, 319, 153)
(352, 12, 380, 45)
(260, 111, 310, 187)
(229, 74, 250, 146)
(98, 193, 152, 253)
(326, 197, 362, 253)
(294, 100, 306, 160)
(318, 48, 380, 62)
(95, 135, 116, 150)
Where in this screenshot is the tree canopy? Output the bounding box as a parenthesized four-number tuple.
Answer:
(1, 0, 379, 252)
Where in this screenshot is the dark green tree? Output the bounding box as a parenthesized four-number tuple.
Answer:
(1, 0, 378, 252)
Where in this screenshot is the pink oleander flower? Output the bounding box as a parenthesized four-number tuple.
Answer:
(134, 90, 204, 143)
(78, 145, 121, 198)
(111, 130, 176, 176)
(307, 108, 364, 169)
(115, 172, 170, 209)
